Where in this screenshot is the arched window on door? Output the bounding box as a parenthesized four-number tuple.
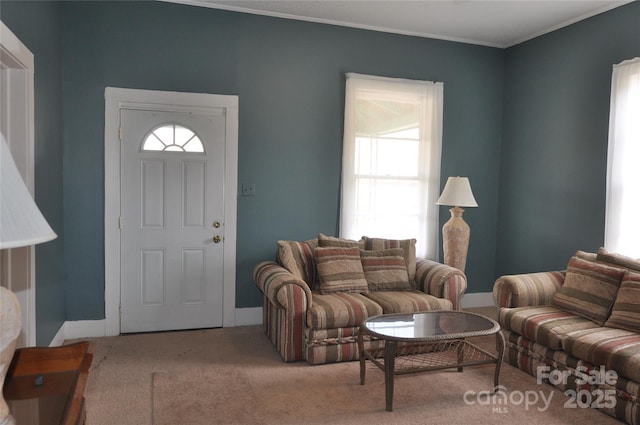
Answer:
(142, 124, 204, 153)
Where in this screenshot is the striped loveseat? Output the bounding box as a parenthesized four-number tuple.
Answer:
(494, 248, 640, 424)
(254, 234, 467, 365)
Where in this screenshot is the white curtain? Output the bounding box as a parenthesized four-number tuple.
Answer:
(340, 73, 443, 259)
(605, 58, 640, 257)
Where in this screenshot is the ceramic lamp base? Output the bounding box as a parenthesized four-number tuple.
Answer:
(1, 286, 21, 425)
(442, 207, 470, 272)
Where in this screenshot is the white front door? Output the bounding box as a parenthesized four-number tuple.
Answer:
(119, 108, 226, 333)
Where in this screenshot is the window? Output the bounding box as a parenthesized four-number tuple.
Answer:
(605, 58, 640, 257)
(340, 73, 443, 258)
(142, 124, 204, 153)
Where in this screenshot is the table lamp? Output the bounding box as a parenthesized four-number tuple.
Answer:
(1, 133, 57, 425)
(436, 176, 477, 272)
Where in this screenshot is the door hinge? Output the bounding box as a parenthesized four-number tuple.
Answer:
(118, 216, 122, 229)
(118, 127, 122, 141)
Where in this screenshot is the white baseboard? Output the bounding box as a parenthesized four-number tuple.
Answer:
(461, 292, 494, 309)
(48, 296, 493, 346)
(215, 295, 495, 327)
(49, 308, 262, 346)
(235, 307, 262, 326)
(49, 323, 68, 347)
(49, 320, 107, 347)
(66, 320, 108, 339)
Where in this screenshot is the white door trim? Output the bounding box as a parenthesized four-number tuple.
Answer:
(104, 87, 238, 336)
(0, 20, 36, 347)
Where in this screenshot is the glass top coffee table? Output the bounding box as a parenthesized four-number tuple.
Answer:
(358, 310, 505, 411)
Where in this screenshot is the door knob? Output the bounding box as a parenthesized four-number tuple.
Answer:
(213, 221, 221, 228)
(213, 235, 222, 244)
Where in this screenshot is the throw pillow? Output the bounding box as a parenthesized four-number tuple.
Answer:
(318, 233, 364, 249)
(596, 247, 640, 272)
(314, 247, 368, 295)
(605, 271, 640, 332)
(575, 250, 597, 262)
(552, 256, 626, 325)
(362, 237, 417, 285)
(277, 239, 318, 288)
(360, 248, 411, 291)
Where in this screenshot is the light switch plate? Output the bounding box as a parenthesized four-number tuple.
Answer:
(242, 183, 256, 196)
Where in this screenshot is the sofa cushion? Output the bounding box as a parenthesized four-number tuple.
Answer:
(551, 256, 626, 325)
(307, 292, 383, 329)
(498, 306, 601, 350)
(277, 239, 318, 288)
(605, 271, 640, 332)
(314, 247, 368, 295)
(596, 247, 640, 272)
(563, 327, 640, 383)
(364, 290, 452, 314)
(363, 237, 417, 285)
(360, 248, 412, 291)
(318, 233, 365, 249)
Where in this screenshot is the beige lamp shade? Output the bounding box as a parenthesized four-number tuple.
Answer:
(436, 176, 478, 208)
(0, 133, 57, 249)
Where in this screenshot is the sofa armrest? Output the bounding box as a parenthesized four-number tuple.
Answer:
(254, 261, 313, 310)
(493, 271, 565, 308)
(415, 259, 467, 310)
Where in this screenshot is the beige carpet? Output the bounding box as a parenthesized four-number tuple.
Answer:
(79, 308, 622, 425)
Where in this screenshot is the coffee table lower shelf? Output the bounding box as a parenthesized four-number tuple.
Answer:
(359, 337, 504, 411)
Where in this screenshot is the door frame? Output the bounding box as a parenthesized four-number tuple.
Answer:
(0, 21, 36, 347)
(104, 87, 238, 336)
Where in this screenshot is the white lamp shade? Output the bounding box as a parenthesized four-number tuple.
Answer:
(0, 134, 56, 249)
(436, 176, 478, 208)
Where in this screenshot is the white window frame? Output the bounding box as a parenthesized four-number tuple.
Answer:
(340, 73, 443, 259)
(605, 57, 640, 258)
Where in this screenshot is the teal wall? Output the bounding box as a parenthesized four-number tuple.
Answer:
(0, 1, 66, 345)
(1, 0, 638, 343)
(497, 1, 640, 276)
(59, 1, 503, 319)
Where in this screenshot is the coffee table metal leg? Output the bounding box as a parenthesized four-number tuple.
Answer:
(384, 341, 397, 412)
(494, 330, 506, 390)
(457, 340, 464, 372)
(358, 327, 366, 385)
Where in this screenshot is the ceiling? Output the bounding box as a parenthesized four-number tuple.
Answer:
(167, 0, 633, 48)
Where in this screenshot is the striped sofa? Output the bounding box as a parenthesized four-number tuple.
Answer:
(254, 234, 467, 365)
(494, 248, 640, 424)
